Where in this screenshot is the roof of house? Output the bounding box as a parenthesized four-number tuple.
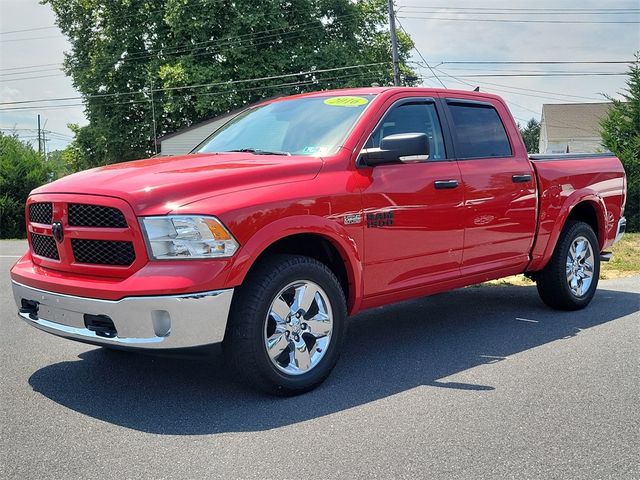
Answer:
(156, 108, 242, 143)
(156, 93, 288, 143)
(541, 102, 612, 140)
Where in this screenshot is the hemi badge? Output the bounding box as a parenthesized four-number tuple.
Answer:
(344, 214, 362, 225)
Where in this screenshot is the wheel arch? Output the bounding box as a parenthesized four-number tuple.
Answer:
(226, 216, 363, 314)
(566, 200, 604, 247)
(528, 192, 607, 272)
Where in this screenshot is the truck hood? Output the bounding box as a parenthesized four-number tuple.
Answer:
(32, 153, 324, 215)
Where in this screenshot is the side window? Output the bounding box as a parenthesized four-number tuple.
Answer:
(447, 102, 512, 159)
(365, 102, 446, 160)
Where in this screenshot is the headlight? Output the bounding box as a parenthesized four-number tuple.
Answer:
(140, 216, 239, 259)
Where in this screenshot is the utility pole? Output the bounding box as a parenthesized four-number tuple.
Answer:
(42, 119, 48, 159)
(150, 78, 158, 155)
(388, 0, 401, 86)
(37, 114, 42, 155)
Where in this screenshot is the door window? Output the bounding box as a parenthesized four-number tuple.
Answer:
(447, 102, 512, 159)
(365, 102, 446, 160)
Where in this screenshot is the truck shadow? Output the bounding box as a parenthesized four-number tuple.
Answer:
(28, 285, 639, 435)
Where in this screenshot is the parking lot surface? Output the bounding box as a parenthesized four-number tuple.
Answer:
(1, 240, 638, 479)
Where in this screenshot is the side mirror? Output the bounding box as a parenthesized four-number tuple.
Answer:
(360, 132, 430, 166)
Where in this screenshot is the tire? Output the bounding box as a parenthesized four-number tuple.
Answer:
(224, 254, 347, 396)
(536, 220, 600, 310)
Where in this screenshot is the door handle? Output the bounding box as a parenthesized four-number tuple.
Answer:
(512, 174, 532, 183)
(434, 179, 459, 189)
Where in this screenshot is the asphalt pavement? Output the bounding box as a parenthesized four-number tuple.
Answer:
(1, 239, 638, 479)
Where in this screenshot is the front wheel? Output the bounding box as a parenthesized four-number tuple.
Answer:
(225, 254, 347, 395)
(535, 220, 600, 310)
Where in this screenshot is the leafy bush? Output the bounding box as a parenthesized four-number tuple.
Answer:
(0, 133, 52, 238)
(0, 195, 24, 239)
(601, 54, 640, 232)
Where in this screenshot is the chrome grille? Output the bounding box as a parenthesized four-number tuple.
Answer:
(71, 239, 135, 266)
(31, 233, 59, 260)
(29, 203, 52, 224)
(68, 203, 127, 228)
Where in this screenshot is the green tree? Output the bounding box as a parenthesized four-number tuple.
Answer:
(47, 148, 75, 180)
(601, 54, 640, 232)
(44, 0, 416, 167)
(0, 133, 52, 238)
(519, 118, 540, 154)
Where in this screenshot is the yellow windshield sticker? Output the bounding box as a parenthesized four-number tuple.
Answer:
(324, 96, 369, 107)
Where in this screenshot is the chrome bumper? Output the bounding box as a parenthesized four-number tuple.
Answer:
(12, 281, 234, 349)
(613, 216, 626, 244)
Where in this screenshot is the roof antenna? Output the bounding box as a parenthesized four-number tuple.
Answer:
(473, 86, 480, 92)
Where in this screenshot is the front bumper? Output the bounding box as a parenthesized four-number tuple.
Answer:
(12, 281, 234, 350)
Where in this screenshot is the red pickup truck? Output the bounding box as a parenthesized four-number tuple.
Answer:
(11, 87, 627, 395)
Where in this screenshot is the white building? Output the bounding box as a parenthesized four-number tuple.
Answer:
(538, 102, 612, 154)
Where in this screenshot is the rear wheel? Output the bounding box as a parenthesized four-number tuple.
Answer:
(225, 254, 346, 395)
(535, 220, 600, 310)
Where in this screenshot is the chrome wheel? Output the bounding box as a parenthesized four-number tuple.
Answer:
(264, 280, 333, 376)
(565, 235, 595, 297)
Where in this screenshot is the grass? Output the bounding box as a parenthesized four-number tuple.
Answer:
(600, 232, 640, 279)
(481, 232, 640, 287)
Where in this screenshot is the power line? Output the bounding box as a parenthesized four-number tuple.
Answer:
(0, 15, 360, 80)
(428, 66, 626, 74)
(0, 26, 58, 35)
(437, 61, 634, 65)
(0, 66, 390, 111)
(431, 72, 627, 78)
(0, 68, 62, 77)
(399, 5, 640, 12)
(399, 9, 639, 16)
(429, 67, 608, 108)
(1, 73, 66, 82)
(0, 62, 62, 72)
(453, 79, 602, 101)
(0, 23, 351, 81)
(397, 16, 640, 24)
(0, 35, 63, 43)
(424, 68, 605, 136)
(423, 66, 576, 100)
(116, 23, 338, 63)
(0, 72, 381, 113)
(395, 17, 446, 88)
(41, 0, 265, 27)
(2, 19, 392, 82)
(0, 127, 73, 137)
(0, 62, 389, 107)
(417, 67, 628, 82)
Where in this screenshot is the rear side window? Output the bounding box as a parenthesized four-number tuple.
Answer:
(448, 102, 512, 159)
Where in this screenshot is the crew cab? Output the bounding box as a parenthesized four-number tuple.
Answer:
(11, 87, 627, 395)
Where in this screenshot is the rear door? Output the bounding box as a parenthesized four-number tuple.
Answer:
(442, 98, 537, 275)
(359, 96, 465, 297)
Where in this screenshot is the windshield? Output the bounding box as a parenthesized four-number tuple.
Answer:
(196, 94, 375, 156)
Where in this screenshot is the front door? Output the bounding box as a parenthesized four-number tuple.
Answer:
(359, 98, 465, 298)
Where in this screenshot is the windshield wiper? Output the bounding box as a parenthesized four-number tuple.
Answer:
(226, 148, 291, 156)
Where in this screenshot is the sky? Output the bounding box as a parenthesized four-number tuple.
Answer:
(0, 0, 638, 152)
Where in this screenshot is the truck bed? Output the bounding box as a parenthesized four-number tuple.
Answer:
(527, 153, 626, 271)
